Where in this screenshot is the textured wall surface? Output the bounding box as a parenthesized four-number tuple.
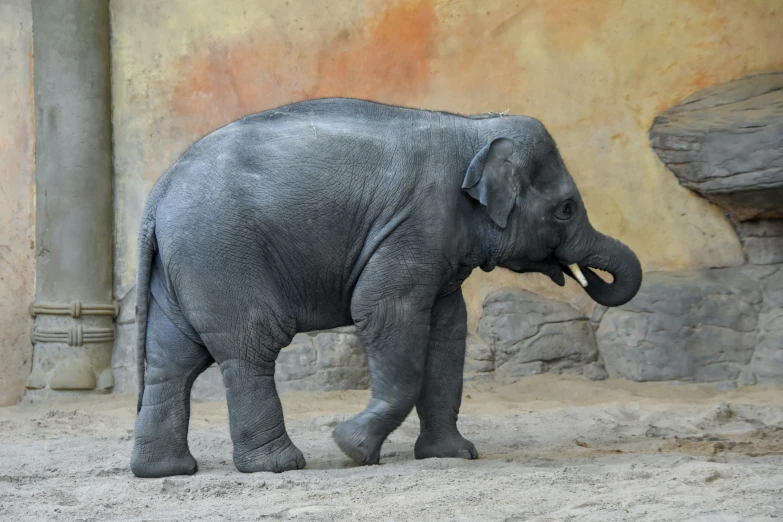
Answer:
(0, 1, 35, 406)
(649, 72, 783, 222)
(0, 1, 778, 403)
(109, 0, 783, 329)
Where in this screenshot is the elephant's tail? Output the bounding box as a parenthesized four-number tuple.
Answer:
(135, 214, 157, 414)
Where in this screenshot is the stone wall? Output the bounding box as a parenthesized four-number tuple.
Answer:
(110, 0, 783, 335)
(117, 71, 783, 400)
(0, 1, 35, 406)
(3, 1, 783, 403)
(476, 266, 783, 389)
(105, 0, 783, 398)
(473, 289, 602, 381)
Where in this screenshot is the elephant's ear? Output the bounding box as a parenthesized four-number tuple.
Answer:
(462, 137, 517, 228)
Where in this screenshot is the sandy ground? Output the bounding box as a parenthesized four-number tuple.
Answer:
(1, 375, 782, 521)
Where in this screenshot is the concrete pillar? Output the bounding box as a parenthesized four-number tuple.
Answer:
(28, 0, 116, 392)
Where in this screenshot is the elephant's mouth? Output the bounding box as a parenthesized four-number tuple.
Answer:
(557, 261, 614, 287)
(504, 256, 567, 285)
(519, 259, 595, 288)
(505, 238, 642, 308)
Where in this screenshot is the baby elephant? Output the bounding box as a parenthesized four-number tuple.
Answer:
(130, 98, 642, 478)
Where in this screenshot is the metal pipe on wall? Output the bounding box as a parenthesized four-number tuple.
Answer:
(28, 0, 116, 392)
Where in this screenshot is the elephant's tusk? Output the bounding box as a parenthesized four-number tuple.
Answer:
(568, 264, 588, 288)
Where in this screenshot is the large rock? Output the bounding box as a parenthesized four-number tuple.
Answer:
(596, 269, 762, 382)
(761, 265, 783, 310)
(753, 308, 783, 385)
(736, 220, 783, 265)
(752, 266, 783, 385)
(464, 334, 495, 382)
(649, 72, 783, 222)
(478, 289, 598, 379)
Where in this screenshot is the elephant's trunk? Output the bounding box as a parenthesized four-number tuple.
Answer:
(570, 231, 643, 307)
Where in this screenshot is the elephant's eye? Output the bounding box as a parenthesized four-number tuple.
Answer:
(555, 199, 576, 221)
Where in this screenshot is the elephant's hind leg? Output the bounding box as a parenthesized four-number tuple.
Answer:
(214, 318, 306, 474)
(131, 297, 213, 478)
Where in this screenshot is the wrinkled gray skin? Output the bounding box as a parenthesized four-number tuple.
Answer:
(130, 98, 642, 478)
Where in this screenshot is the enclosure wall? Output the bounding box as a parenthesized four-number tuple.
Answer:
(0, 1, 35, 406)
(2, 0, 783, 402)
(110, 0, 783, 329)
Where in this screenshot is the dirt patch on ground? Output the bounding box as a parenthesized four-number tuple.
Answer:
(657, 426, 783, 458)
(1, 375, 782, 520)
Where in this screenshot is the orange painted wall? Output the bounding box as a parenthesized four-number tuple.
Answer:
(110, 0, 783, 328)
(0, 1, 35, 406)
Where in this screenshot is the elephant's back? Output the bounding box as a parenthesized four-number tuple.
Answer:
(148, 110, 397, 279)
(159, 102, 436, 217)
(148, 98, 465, 267)
(156, 97, 467, 195)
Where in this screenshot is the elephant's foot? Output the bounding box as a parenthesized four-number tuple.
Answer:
(131, 296, 215, 479)
(131, 443, 199, 478)
(333, 414, 385, 465)
(414, 431, 478, 460)
(233, 434, 306, 474)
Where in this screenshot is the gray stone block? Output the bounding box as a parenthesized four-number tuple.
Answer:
(314, 332, 365, 370)
(761, 267, 783, 309)
(751, 341, 783, 385)
(502, 360, 546, 378)
(596, 269, 760, 382)
(463, 372, 495, 383)
(590, 305, 607, 330)
(736, 365, 757, 387)
(276, 343, 317, 382)
(597, 310, 691, 381)
(649, 72, 783, 221)
(465, 334, 494, 373)
(738, 220, 783, 265)
(582, 362, 609, 381)
(274, 329, 369, 392)
(479, 289, 598, 380)
(309, 367, 370, 392)
(49, 359, 96, 391)
(752, 308, 783, 385)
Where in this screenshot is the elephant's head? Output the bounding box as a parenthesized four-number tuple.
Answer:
(462, 117, 642, 307)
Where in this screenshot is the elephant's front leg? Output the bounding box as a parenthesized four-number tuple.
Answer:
(333, 290, 433, 465)
(414, 289, 478, 460)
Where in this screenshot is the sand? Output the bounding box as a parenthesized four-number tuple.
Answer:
(1, 375, 782, 521)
